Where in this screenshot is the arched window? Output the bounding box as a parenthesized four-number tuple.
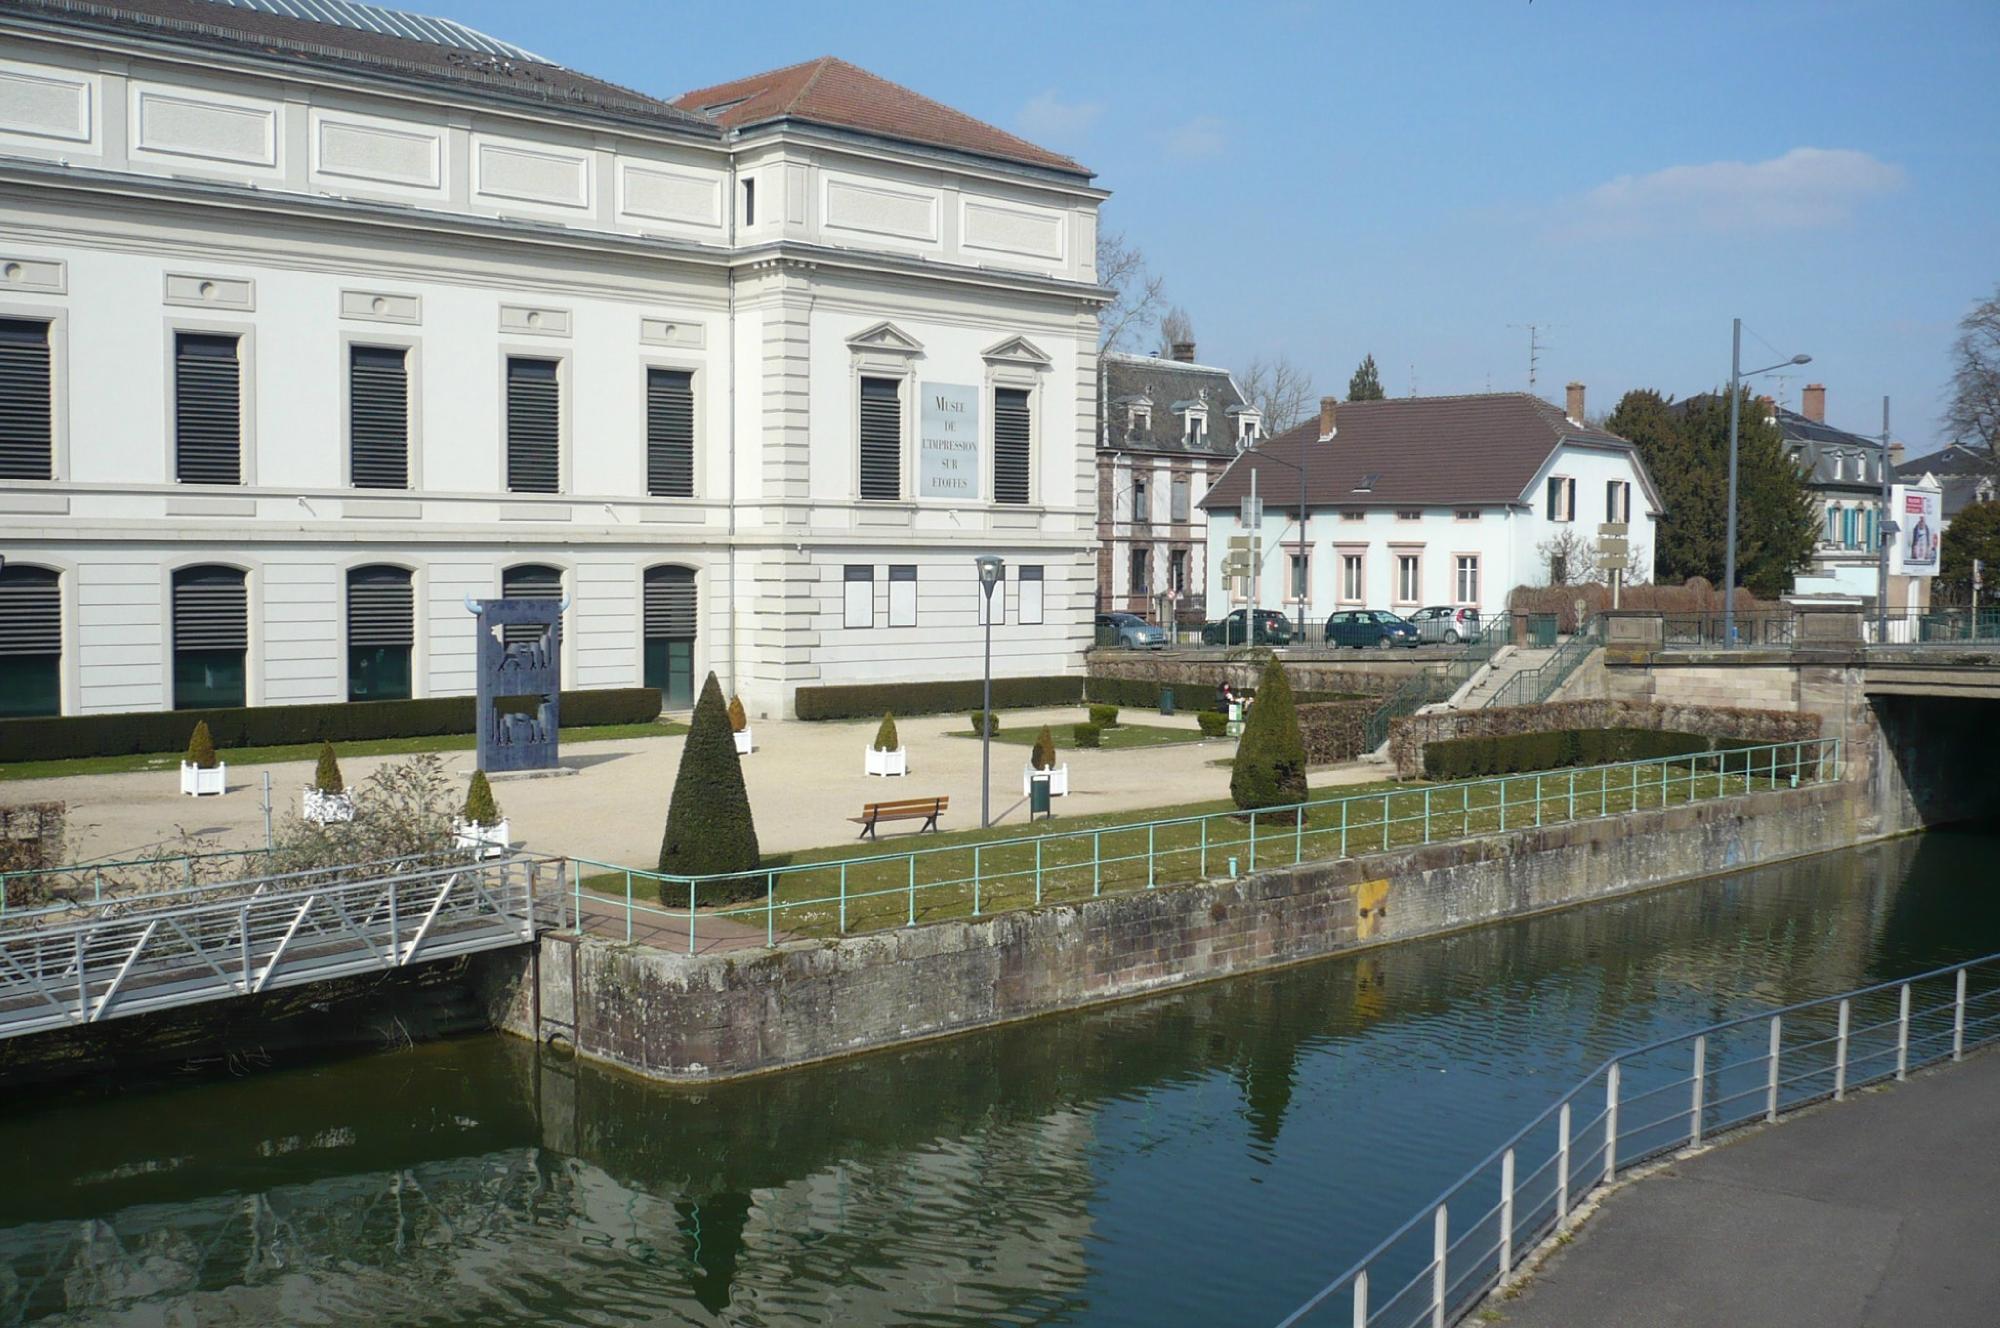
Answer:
(500, 564, 563, 646)
(172, 565, 246, 709)
(347, 565, 414, 702)
(643, 565, 697, 709)
(0, 565, 60, 717)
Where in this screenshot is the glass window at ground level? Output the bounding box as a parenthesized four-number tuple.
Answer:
(643, 564, 698, 709)
(1456, 556, 1480, 604)
(1129, 549, 1149, 595)
(0, 564, 60, 717)
(346, 565, 413, 702)
(1019, 565, 1044, 625)
(843, 565, 874, 628)
(172, 565, 246, 710)
(1398, 555, 1420, 602)
(889, 565, 917, 627)
(1290, 554, 1308, 598)
(1342, 555, 1363, 600)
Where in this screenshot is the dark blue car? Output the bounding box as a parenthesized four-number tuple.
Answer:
(1325, 609, 1420, 649)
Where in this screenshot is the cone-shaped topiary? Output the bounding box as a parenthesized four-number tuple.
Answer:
(1230, 656, 1308, 814)
(873, 713, 900, 752)
(463, 770, 500, 826)
(659, 672, 762, 903)
(312, 741, 344, 794)
(726, 694, 748, 733)
(1031, 725, 1057, 770)
(185, 721, 218, 769)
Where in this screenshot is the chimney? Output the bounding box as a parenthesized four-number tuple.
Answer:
(1318, 396, 1338, 441)
(1170, 340, 1196, 363)
(1801, 383, 1826, 423)
(1565, 381, 1585, 422)
(1889, 441, 1906, 469)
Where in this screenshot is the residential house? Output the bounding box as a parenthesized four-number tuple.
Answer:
(1895, 442, 1995, 536)
(1198, 387, 1659, 625)
(1096, 343, 1257, 621)
(1775, 384, 1895, 594)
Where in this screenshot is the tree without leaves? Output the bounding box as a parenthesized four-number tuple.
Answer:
(1236, 353, 1316, 434)
(1347, 353, 1386, 402)
(1157, 304, 1195, 357)
(1946, 283, 2000, 472)
(1095, 228, 1165, 352)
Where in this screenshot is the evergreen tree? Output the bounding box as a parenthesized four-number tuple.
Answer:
(1031, 725, 1057, 770)
(726, 694, 748, 733)
(659, 671, 762, 902)
(312, 741, 344, 794)
(463, 770, 500, 825)
(873, 713, 900, 751)
(1230, 657, 1308, 813)
(185, 721, 218, 769)
(1940, 501, 2000, 602)
(1347, 354, 1386, 402)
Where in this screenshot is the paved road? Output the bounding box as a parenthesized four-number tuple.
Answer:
(1488, 1046, 2000, 1327)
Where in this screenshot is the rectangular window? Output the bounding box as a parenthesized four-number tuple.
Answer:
(1605, 479, 1632, 524)
(348, 345, 409, 489)
(1342, 553, 1363, 602)
(1019, 565, 1044, 625)
(1546, 475, 1576, 521)
(346, 566, 414, 702)
(172, 566, 247, 709)
(646, 367, 695, 498)
(1397, 554, 1420, 603)
(1456, 509, 1480, 522)
(1129, 547, 1150, 595)
(1826, 505, 1840, 543)
(1132, 471, 1149, 524)
(1396, 509, 1421, 521)
(741, 177, 756, 227)
(0, 318, 53, 480)
(1170, 549, 1188, 594)
(643, 566, 698, 710)
(888, 564, 917, 627)
(0, 566, 60, 717)
(174, 332, 242, 485)
(993, 386, 1031, 504)
(1456, 555, 1480, 605)
(1341, 510, 1365, 522)
(505, 356, 560, 493)
(1171, 475, 1191, 522)
(858, 376, 902, 500)
(843, 565, 874, 629)
(1842, 507, 1857, 549)
(1289, 553, 1309, 600)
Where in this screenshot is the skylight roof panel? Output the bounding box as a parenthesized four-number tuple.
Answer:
(203, 0, 547, 62)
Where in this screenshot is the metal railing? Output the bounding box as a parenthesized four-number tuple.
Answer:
(1484, 618, 1602, 710)
(1, 845, 282, 917)
(1273, 950, 2000, 1328)
(568, 738, 1840, 955)
(0, 852, 555, 1038)
(1661, 610, 1799, 649)
(1362, 616, 1517, 747)
(1879, 608, 2000, 647)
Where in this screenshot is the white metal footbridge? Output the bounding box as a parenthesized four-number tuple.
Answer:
(0, 852, 558, 1039)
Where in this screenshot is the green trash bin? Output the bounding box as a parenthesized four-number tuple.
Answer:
(1029, 773, 1052, 820)
(1159, 686, 1176, 716)
(1529, 614, 1559, 648)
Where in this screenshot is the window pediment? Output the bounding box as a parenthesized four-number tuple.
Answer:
(846, 321, 924, 357)
(980, 335, 1052, 368)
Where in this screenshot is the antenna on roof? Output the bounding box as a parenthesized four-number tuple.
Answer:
(1507, 323, 1555, 391)
(1408, 364, 1417, 398)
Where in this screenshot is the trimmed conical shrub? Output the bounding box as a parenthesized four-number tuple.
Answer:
(463, 770, 500, 825)
(1031, 725, 1057, 770)
(873, 713, 900, 752)
(186, 721, 218, 769)
(726, 694, 748, 733)
(1230, 657, 1308, 814)
(659, 672, 762, 903)
(312, 741, 344, 794)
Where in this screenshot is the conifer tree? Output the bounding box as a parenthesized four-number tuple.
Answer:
(312, 741, 344, 795)
(658, 672, 762, 901)
(1230, 657, 1308, 813)
(1347, 354, 1386, 402)
(185, 721, 218, 769)
(463, 770, 500, 826)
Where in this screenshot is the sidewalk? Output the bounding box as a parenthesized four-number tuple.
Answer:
(1487, 1046, 2000, 1328)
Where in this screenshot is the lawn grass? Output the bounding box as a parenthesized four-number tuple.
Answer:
(577, 750, 1818, 947)
(0, 720, 688, 783)
(946, 721, 1211, 752)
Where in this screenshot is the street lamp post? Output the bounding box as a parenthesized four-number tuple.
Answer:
(1723, 319, 1811, 646)
(1237, 437, 1311, 644)
(975, 554, 1004, 828)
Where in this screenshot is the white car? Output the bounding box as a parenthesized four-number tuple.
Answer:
(1407, 606, 1482, 645)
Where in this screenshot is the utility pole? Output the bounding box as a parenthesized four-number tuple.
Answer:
(1877, 396, 1893, 643)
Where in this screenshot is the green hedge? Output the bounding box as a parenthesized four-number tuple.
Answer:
(795, 676, 1085, 721)
(0, 687, 662, 764)
(1422, 727, 1764, 782)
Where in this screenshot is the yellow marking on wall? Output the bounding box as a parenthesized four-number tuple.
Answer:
(1356, 877, 1390, 941)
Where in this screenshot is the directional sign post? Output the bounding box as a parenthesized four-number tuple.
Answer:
(1598, 521, 1630, 609)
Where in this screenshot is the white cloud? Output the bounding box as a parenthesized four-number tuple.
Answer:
(1017, 90, 1102, 143)
(1569, 147, 1904, 237)
(1165, 115, 1227, 160)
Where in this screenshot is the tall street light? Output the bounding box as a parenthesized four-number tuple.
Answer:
(1236, 434, 1312, 645)
(975, 554, 1005, 828)
(1724, 319, 1811, 646)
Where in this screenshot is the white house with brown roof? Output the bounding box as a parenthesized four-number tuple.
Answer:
(0, 2, 1108, 721)
(1198, 391, 1660, 624)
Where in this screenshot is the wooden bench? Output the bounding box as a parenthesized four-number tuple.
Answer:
(851, 796, 949, 840)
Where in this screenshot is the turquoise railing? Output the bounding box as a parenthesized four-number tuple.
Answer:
(568, 737, 1841, 955)
(1363, 614, 1516, 748)
(1484, 617, 1602, 710)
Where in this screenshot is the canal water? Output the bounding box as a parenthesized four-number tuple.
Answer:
(3, 830, 1996, 1327)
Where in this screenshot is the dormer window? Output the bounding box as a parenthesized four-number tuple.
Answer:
(1182, 408, 1207, 443)
(1130, 404, 1150, 431)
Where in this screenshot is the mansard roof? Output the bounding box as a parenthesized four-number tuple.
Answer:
(1100, 352, 1249, 458)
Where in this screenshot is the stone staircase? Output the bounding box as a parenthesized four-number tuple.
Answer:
(1428, 645, 1557, 712)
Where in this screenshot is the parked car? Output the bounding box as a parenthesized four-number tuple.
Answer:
(1096, 611, 1167, 649)
(1202, 608, 1295, 646)
(1325, 609, 1420, 649)
(1407, 605, 1482, 645)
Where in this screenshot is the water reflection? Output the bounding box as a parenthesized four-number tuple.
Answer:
(0, 831, 1992, 1326)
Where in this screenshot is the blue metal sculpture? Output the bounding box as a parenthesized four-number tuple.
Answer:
(467, 595, 566, 773)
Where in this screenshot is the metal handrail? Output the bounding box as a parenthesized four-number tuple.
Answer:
(1273, 950, 2000, 1327)
(568, 737, 1840, 955)
(1484, 617, 1602, 710)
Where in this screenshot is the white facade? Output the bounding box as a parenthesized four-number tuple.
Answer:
(0, 13, 1105, 718)
(1204, 439, 1658, 621)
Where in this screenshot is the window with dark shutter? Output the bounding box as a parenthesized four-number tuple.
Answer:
(646, 368, 695, 497)
(643, 565, 697, 709)
(0, 565, 60, 718)
(171, 565, 247, 709)
(501, 563, 562, 645)
(349, 345, 409, 489)
(174, 333, 241, 485)
(346, 564, 413, 701)
(858, 377, 901, 500)
(0, 318, 52, 480)
(994, 387, 1031, 505)
(506, 357, 560, 493)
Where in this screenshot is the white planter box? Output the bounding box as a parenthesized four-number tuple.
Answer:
(454, 818, 511, 856)
(180, 761, 226, 797)
(302, 787, 355, 825)
(1023, 763, 1069, 797)
(865, 745, 908, 777)
(733, 728, 754, 756)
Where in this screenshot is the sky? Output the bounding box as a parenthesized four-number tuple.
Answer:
(419, 0, 1997, 452)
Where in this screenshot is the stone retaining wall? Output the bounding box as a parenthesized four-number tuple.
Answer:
(1387, 699, 1824, 779)
(490, 780, 1864, 1083)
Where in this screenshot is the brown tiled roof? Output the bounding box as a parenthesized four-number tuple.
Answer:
(1199, 393, 1638, 511)
(674, 57, 1089, 177)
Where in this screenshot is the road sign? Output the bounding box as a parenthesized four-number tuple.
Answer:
(1598, 521, 1628, 538)
(1598, 552, 1630, 571)
(1240, 496, 1264, 526)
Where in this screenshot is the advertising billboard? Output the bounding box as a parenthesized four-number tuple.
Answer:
(1889, 483, 1942, 577)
